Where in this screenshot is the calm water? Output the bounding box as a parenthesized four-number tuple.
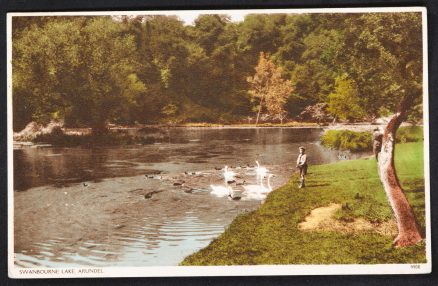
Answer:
(14, 127, 363, 191)
(14, 127, 369, 267)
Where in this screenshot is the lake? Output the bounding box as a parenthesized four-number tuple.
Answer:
(13, 127, 370, 267)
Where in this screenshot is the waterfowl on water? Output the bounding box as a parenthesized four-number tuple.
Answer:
(255, 161, 268, 179)
(210, 185, 232, 197)
(223, 166, 236, 183)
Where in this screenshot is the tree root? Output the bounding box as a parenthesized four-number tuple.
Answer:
(392, 234, 423, 248)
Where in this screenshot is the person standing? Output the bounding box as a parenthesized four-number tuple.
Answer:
(372, 127, 383, 161)
(296, 146, 308, 188)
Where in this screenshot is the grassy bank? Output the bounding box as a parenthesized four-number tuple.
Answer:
(181, 142, 426, 265)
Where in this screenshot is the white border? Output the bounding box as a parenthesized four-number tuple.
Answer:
(7, 7, 431, 278)
(421, 5, 432, 272)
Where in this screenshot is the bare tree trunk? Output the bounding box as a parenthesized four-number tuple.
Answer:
(332, 116, 337, 125)
(255, 96, 264, 126)
(378, 96, 422, 247)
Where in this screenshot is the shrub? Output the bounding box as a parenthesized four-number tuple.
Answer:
(396, 126, 423, 143)
(321, 130, 372, 152)
(321, 126, 423, 152)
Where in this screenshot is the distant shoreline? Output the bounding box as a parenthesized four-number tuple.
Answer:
(67, 122, 386, 132)
(12, 122, 419, 147)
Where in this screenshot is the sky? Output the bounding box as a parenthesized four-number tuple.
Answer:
(175, 10, 247, 25)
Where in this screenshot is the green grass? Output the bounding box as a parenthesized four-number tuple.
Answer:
(181, 142, 426, 265)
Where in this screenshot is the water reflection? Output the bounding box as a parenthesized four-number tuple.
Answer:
(15, 212, 227, 267)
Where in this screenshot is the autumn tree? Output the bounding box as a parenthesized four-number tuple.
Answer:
(247, 52, 293, 125)
(265, 76, 294, 124)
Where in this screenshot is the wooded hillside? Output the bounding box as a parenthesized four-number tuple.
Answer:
(12, 13, 423, 131)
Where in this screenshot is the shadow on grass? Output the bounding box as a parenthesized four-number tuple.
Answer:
(308, 183, 331, 187)
(404, 188, 425, 193)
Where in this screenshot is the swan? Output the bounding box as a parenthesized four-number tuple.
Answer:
(244, 174, 273, 195)
(243, 191, 267, 201)
(223, 165, 236, 183)
(242, 173, 274, 201)
(210, 166, 237, 198)
(242, 183, 267, 201)
(255, 161, 268, 180)
(210, 185, 232, 197)
(260, 174, 273, 193)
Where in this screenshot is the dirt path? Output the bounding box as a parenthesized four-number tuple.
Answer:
(298, 203, 397, 236)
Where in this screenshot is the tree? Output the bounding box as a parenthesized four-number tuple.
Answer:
(193, 14, 229, 55)
(378, 97, 422, 247)
(247, 52, 293, 125)
(12, 17, 84, 130)
(265, 76, 294, 124)
(298, 103, 332, 124)
(327, 74, 365, 122)
(117, 16, 165, 124)
(284, 27, 344, 117)
(237, 14, 285, 68)
(340, 13, 423, 247)
(12, 12, 425, 157)
(161, 103, 178, 123)
(13, 17, 145, 134)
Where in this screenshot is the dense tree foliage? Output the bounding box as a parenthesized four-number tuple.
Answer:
(328, 74, 365, 122)
(12, 13, 423, 131)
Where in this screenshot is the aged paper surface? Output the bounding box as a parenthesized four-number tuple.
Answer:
(7, 7, 430, 278)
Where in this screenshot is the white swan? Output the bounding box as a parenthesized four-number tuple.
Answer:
(210, 166, 238, 198)
(243, 174, 273, 194)
(261, 174, 273, 193)
(242, 182, 267, 201)
(243, 191, 267, 201)
(210, 185, 232, 197)
(255, 161, 268, 180)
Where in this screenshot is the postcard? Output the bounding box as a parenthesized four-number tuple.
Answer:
(7, 7, 430, 278)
